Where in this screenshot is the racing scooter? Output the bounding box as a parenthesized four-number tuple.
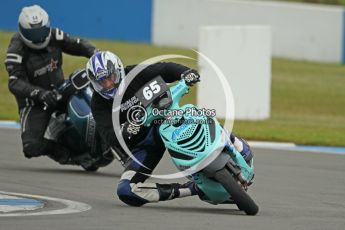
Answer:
(133, 76, 259, 215)
(43, 69, 115, 171)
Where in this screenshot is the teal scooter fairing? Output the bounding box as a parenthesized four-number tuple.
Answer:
(135, 76, 255, 205)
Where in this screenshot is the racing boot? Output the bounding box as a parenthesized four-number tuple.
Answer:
(230, 133, 253, 166)
(91, 148, 115, 168)
(156, 181, 200, 201)
(229, 133, 255, 187)
(46, 141, 74, 165)
(71, 152, 97, 169)
(79, 148, 115, 170)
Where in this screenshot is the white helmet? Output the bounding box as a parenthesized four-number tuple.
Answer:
(18, 5, 51, 49)
(86, 51, 125, 99)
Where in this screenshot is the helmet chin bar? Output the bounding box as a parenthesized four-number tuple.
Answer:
(19, 32, 51, 49)
(99, 88, 117, 100)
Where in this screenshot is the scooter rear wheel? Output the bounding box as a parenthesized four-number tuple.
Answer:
(82, 165, 99, 172)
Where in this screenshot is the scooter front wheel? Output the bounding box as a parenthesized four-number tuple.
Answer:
(214, 168, 259, 215)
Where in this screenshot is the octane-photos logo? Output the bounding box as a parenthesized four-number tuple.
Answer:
(112, 53, 235, 179)
(152, 107, 216, 125)
(152, 107, 216, 117)
(126, 106, 217, 126)
(126, 105, 147, 126)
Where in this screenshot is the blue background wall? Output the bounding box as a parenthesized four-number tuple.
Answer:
(0, 0, 152, 42)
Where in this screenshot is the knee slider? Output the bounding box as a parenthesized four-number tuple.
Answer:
(117, 180, 148, 207)
(23, 141, 45, 158)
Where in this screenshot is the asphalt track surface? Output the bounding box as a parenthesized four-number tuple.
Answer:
(1, 128, 345, 230)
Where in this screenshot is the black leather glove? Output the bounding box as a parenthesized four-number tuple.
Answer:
(181, 69, 200, 86)
(38, 90, 59, 107)
(121, 122, 142, 141)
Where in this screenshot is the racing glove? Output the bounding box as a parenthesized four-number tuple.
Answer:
(36, 90, 59, 107)
(121, 122, 143, 141)
(181, 69, 200, 86)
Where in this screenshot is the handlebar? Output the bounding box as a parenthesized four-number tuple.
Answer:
(42, 69, 89, 111)
(121, 78, 192, 139)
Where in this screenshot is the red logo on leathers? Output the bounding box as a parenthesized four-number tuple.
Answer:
(47, 58, 58, 72)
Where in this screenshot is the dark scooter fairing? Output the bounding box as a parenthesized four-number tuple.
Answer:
(44, 69, 114, 171)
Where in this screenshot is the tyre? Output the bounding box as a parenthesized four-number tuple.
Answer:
(82, 164, 99, 172)
(214, 168, 259, 215)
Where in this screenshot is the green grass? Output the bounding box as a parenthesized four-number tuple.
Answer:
(270, 0, 345, 5)
(234, 58, 345, 146)
(1, 31, 344, 146)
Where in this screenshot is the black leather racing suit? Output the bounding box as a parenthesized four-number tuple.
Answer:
(4, 28, 96, 162)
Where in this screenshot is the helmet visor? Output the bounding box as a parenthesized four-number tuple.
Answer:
(91, 69, 121, 94)
(19, 24, 50, 44)
(97, 73, 117, 91)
